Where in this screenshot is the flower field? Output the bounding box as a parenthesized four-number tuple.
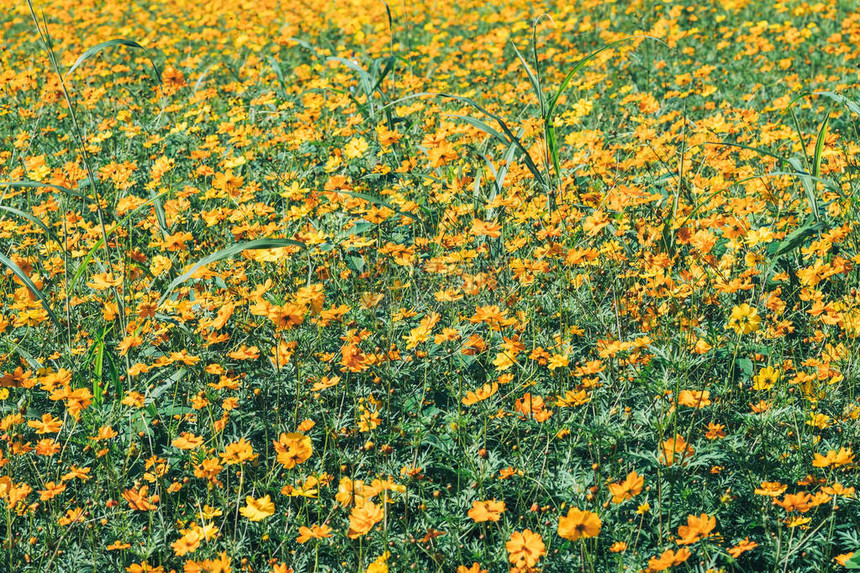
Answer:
(1, 0, 859, 571)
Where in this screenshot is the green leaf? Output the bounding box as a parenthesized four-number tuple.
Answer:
(151, 191, 169, 237)
(703, 141, 790, 166)
(845, 551, 860, 569)
(545, 35, 660, 123)
(787, 157, 820, 222)
(768, 221, 824, 259)
(157, 238, 306, 307)
(327, 57, 373, 97)
(93, 333, 105, 407)
(444, 114, 509, 148)
(0, 204, 63, 247)
(69, 189, 171, 294)
(812, 112, 830, 178)
(0, 252, 61, 329)
(511, 41, 544, 114)
(65, 38, 161, 84)
(438, 93, 546, 187)
(0, 179, 92, 201)
(814, 91, 860, 117)
(370, 56, 396, 95)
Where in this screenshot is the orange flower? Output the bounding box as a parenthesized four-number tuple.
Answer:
(296, 524, 333, 543)
(676, 513, 716, 545)
(607, 471, 644, 504)
(727, 537, 758, 558)
(514, 392, 552, 422)
(172, 432, 205, 450)
(34, 438, 61, 456)
(772, 492, 813, 513)
(462, 382, 499, 406)
(557, 507, 602, 541)
(219, 438, 258, 465)
(811, 447, 854, 468)
(193, 458, 224, 486)
(57, 507, 84, 526)
(38, 481, 66, 501)
(677, 390, 711, 408)
(27, 413, 63, 434)
(171, 529, 202, 556)
(467, 499, 506, 522)
(506, 529, 545, 569)
(647, 547, 691, 571)
(122, 485, 159, 511)
(659, 434, 694, 466)
(347, 500, 384, 539)
(704, 422, 726, 440)
(470, 219, 502, 238)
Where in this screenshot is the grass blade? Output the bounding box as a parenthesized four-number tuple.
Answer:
(545, 35, 659, 123)
(65, 38, 161, 83)
(814, 91, 860, 117)
(157, 238, 306, 307)
(0, 205, 63, 247)
(702, 141, 791, 167)
(511, 41, 544, 114)
(444, 114, 508, 147)
(378, 91, 548, 186)
(787, 157, 820, 222)
(1, 180, 93, 201)
(370, 56, 396, 95)
(68, 190, 171, 293)
(93, 332, 105, 407)
(0, 252, 61, 329)
(327, 57, 373, 97)
(812, 112, 830, 178)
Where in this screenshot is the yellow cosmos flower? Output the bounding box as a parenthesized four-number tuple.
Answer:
(239, 495, 275, 521)
(726, 303, 761, 335)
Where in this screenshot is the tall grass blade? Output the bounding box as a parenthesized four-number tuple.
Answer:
(787, 157, 820, 222)
(0, 205, 63, 247)
(814, 91, 860, 117)
(0, 252, 61, 329)
(158, 238, 306, 307)
(545, 36, 658, 123)
(812, 112, 830, 178)
(445, 114, 508, 147)
(511, 42, 544, 114)
(68, 190, 171, 293)
(327, 57, 373, 97)
(65, 38, 161, 83)
(1, 180, 92, 201)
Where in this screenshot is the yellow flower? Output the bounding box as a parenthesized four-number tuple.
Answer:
(365, 552, 390, 573)
(726, 303, 761, 335)
(239, 495, 275, 521)
(753, 366, 780, 390)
